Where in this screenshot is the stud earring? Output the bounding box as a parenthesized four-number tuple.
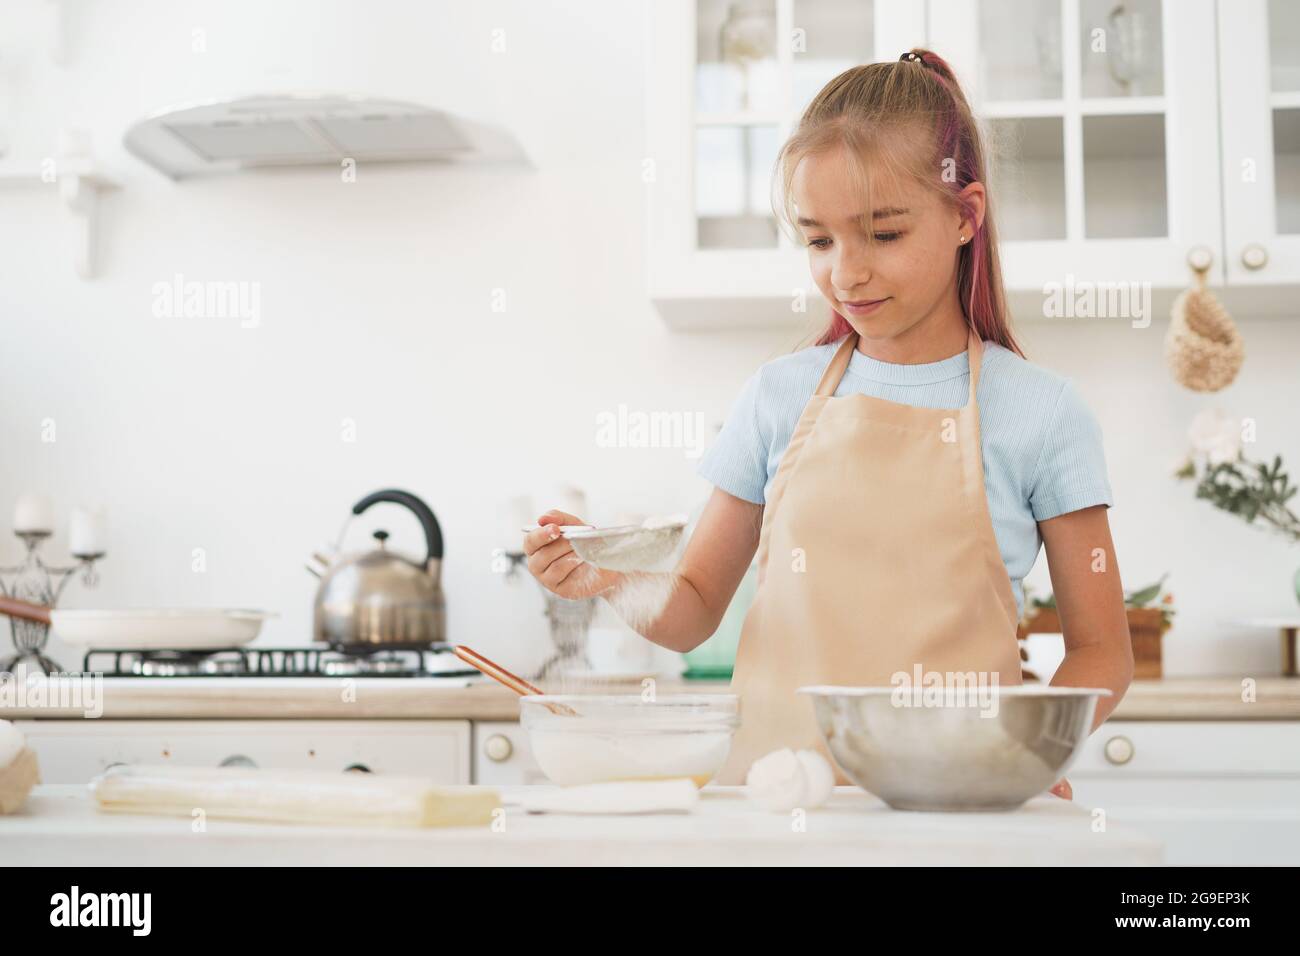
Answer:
(958, 233, 967, 244)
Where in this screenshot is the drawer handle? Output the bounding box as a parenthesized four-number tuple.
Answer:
(1103, 735, 1134, 765)
(484, 734, 513, 762)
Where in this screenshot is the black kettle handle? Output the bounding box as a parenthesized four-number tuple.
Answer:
(351, 489, 444, 565)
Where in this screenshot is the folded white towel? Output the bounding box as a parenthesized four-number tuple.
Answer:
(516, 778, 699, 814)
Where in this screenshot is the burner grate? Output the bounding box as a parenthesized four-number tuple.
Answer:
(83, 644, 480, 678)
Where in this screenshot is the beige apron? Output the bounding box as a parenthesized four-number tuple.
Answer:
(716, 326, 1024, 786)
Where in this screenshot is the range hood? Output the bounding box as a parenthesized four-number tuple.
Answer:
(123, 93, 527, 180)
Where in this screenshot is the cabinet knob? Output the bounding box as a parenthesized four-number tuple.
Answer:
(1241, 244, 1268, 270)
(1103, 735, 1134, 765)
(1185, 246, 1213, 272)
(484, 734, 513, 762)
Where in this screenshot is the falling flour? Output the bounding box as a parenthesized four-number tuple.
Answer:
(595, 514, 686, 630)
(603, 571, 679, 633)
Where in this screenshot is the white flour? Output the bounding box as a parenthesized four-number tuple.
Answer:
(603, 572, 679, 633)
(529, 728, 733, 786)
(562, 520, 682, 633)
(640, 512, 688, 530)
(591, 514, 685, 629)
(568, 513, 687, 572)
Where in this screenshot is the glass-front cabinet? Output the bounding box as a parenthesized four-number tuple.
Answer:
(647, 0, 926, 327)
(1219, 0, 1300, 286)
(928, 0, 1223, 294)
(647, 0, 1298, 329)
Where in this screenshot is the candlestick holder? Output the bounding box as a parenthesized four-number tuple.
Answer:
(492, 546, 595, 681)
(0, 530, 105, 674)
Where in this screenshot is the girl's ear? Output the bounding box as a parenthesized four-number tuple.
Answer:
(957, 181, 987, 237)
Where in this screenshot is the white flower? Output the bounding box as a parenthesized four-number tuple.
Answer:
(1187, 408, 1242, 466)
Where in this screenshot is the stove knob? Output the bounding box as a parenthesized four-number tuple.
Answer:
(484, 734, 513, 762)
(220, 755, 257, 768)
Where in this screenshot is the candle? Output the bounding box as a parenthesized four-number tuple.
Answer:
(552, 484, 588, 524)
(13, 494, 54, 534)
(69, 506, 107, 556)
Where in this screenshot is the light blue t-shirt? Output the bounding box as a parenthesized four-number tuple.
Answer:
(695, 338, 1114, 619)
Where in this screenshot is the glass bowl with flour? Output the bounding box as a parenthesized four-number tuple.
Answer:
(519, 694, 740, 787)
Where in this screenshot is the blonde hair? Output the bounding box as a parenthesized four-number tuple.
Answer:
(772, 48, 1025, 357)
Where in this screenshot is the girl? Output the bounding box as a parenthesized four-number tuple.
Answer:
(523, 49, 1133, 797)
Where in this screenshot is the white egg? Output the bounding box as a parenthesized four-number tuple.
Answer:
(794, 749, 835, 808)
(0, 719, 25, 768)
(744, 748, 809, 812)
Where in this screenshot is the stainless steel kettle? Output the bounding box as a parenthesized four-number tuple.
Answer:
(311, 489, 445, 647)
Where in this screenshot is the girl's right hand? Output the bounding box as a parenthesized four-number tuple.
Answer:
(523, 509, 619, 600)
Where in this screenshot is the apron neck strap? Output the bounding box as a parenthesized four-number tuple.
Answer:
(966, 326, 984, 404)
(815, 325, 986, 401)
(814, 333, 859, 397)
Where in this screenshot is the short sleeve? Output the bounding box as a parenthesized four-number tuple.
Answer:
(1028, 379, 1114, 521)
(696, 368, 768, 505)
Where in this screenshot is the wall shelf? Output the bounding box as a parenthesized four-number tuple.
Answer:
(0, 160, 120, 279)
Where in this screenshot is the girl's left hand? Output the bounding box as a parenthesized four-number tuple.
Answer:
(1049, 777, 1073, 800)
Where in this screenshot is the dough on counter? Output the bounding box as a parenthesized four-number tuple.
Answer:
(90, 764, 500, 829)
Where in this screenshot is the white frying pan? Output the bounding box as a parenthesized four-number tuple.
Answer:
(0, 596, 275, 650)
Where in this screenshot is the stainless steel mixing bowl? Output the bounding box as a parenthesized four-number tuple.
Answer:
(798, 684, 1111, 811)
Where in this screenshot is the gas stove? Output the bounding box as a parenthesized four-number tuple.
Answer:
(12, 644, 541, 787)
(81, 643, 481, 679)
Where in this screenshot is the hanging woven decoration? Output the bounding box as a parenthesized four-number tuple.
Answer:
(1164, 255, 1244, 392)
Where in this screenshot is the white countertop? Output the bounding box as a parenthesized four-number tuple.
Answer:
(3, 784, 1162, 866)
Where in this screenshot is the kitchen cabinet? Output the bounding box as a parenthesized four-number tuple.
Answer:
(646, 0, 927, 328)
(1218, 0, 1300, 286)
(471, 720, 548, 786)
(646, 0, 1300, 328)
(13, 719, 473, 785)
(929, 0, 1223, 291)
(1069, 720, 1300, 865)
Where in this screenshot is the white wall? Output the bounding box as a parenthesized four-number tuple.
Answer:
(2, 0, 1297, 679)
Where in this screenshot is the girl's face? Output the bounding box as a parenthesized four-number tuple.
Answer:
(792, 144, 983, 344)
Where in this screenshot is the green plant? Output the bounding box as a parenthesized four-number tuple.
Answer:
(1176, 453, 1300, 542)
(1023, 573, 1176, 629)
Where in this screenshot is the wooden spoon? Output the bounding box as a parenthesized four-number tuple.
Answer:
(0, 595, 54, 626)
(452, 645, 579, 717)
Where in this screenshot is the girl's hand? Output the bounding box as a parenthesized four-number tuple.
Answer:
(523, 509, 620, 600)
(1049, 777, 1073, 800)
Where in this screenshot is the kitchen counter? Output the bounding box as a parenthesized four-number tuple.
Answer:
(2, 675, 1298, 721)
(2, 784, 1162, 866)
